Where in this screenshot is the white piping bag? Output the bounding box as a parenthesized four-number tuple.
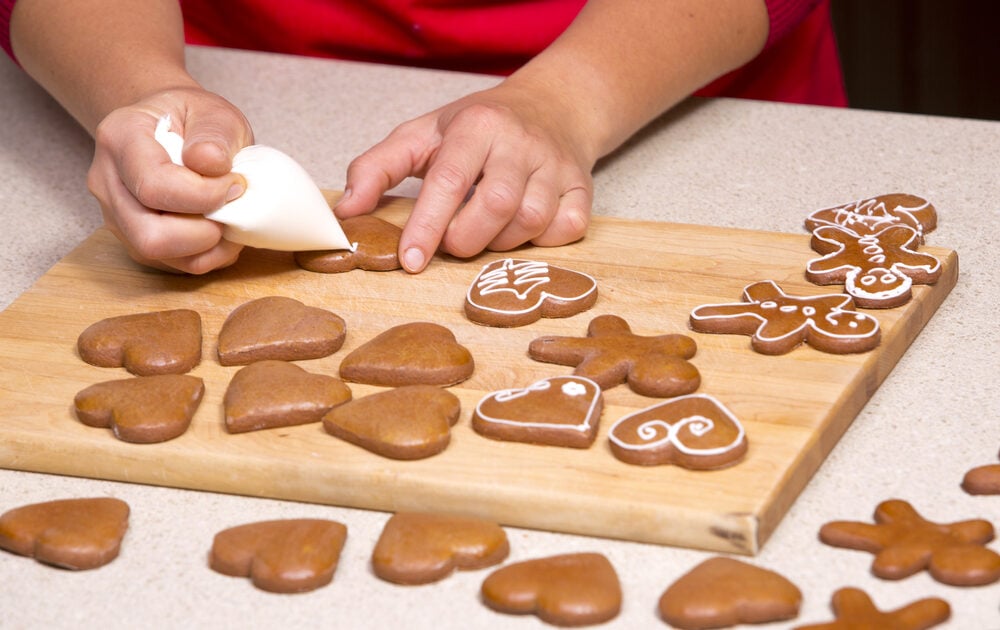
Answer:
(154, 114, 354, 252)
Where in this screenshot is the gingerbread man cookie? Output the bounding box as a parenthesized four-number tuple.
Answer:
(795, 587, 950, 630)
(689, 280, 881, 355)
(528, 314, 700, 397)
(295, 215, 402, 273)
(807, 224, 941, 309)
(805, 193, 937, 241)
(819, 499, 1000, 586)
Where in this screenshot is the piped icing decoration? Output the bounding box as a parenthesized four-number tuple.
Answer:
(805, 193, 937, 241)
(689, 280, 881, 355)
(154, 114, 353, 252)
(807, 224, 941, 309)
(464, 258, 598, 327)
(608, 394, 748, 469)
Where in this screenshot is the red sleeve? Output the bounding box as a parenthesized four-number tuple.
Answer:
(1, 0, 16, 62)
(764, 0, 824, 48)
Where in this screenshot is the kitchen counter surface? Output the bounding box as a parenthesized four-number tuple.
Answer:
(1, 46, 998, 629)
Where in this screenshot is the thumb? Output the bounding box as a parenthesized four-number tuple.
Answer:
(180, 108, 253, 178)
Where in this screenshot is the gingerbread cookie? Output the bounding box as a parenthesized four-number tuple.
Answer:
(807, 224, 941, 309)
(658, 557, 802, 629)
(0, 497, 130, 570)
(295, 215, 402, 273)
(371, 512, 509, 585)
(805, 193, 937, 241)
(464, 258, 598, 327)
(217, 296, 346, 366)
(819, 499, 1000, 586)
(795, 587, 950, 630)
(339, 322, 474, 387)
(209, 518, 348, 593)
(689, 280, 881, 355)
(223, 360, 352, 433)
(962, 449, 1000, 495)
(74, 374, 204, 443)
(480, 552, 622, 627)
(77, 309, 201, 375)
(322, 385, 461, 460)
(472, 376, 603, 448)
(528, 314, 700, 398)
(609, 394, 747, 469)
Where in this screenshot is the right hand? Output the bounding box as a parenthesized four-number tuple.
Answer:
(87, 87, 254, 274)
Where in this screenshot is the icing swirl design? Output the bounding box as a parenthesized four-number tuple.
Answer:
(805, 193, 937, 241)
(465, 258, 598, 327)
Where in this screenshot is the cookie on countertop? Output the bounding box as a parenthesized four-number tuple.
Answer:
(472, 375, 603, 449)
(77, 309, 202, 375)
(295, 215, 402, 273)
(658, 557, 802, 629)
(339, 322, 474, 387)
(371, 512, 509, 585)
(0, 497, 130, 570)
(464, 258, 598, 327)
(74, 374, 204, 443)
(794, 587, 950, 630)
(609, 394, 747, 470)
(962, 448, 1000, 495)
(217, 296, 346, 366)
(528, 314, 700, 398)
(209, 518, 348, 593)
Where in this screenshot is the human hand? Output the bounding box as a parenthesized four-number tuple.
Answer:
(335, 81, 595, 273)
(87, 87, 253, 274)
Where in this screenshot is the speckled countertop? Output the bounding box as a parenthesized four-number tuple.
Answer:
(1, 46, 998, 629)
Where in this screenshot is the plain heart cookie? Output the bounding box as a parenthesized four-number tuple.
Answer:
(480, 552, 622, 626)
(209, 518, 348, 593)
(74, 374, 205, 443)
(217, 296, 346, 366)
(472, 375, 603, 448)
(339, 322, 474, 387)
(0, 497, 130, 570)
(464, 258, 598, 327)
(77, 309, 202, 375)
(371, 512, 509, 584)
(322, 385, 461, 460)
(295, 215, 402, 273)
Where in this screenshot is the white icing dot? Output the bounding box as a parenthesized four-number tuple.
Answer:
(562, 382, 587, 397)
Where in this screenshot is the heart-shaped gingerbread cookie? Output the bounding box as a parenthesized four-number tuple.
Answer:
(658, 557, 802, 629)
(608, 393, 748, 469)
(464, 258, 598, 327)
(77, 309, 202, 375)
(0, 497, 130, 570)
(323, 385, 461, 459)
(209, 518, 348, 593)
(372, 512, 509, 584)
(217, 296, 346, 366)
(472, 376, 603, 448)
(295, 215, 402, 273)
(223, 360, 352, 433)
(74, 374, 205, 443)
(339, 322, 474, 387)
(481, 552, 622, 626)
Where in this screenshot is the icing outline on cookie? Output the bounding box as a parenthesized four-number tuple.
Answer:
(805, 193, 937, 240)
(608, 394, 745, 457)
(474, 376, 602, 434)
(467, 259, 597, 317)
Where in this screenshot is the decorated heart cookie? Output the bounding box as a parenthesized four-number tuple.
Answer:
(689, 280, 881, 355)
(77, 309, 202, 375)
(528, 314, 700, 397)
(223, 360, 352, 433)
(807, 224, 941, 309)
(472, 375, 603, 448)
(339, 322, 474, 387)
(464, 258, 598, 327)
(0, 497, 130, 570)
(805, 193, 937, 241)
(608, 394, 748, 469)
(295, 215, 402, 273)
(74, 374, 205, 443)
(962, 449, 1000, 495)
(819, 499, 1000, 586)
(217, 296, 346, 366)
(795, 587, 950, 630)
(658, 557, 802, 629)
(322, 385, 461, 460)
(480, 552, 622, 626)
(209, 518, 348, 593)
(371, 512, 509, 585)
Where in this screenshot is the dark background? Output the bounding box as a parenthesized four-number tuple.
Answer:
(831, 0, 999, 120)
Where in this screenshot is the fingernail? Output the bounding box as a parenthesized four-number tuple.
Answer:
(402, 247, 425, 272)
(225, 182, 245, 203)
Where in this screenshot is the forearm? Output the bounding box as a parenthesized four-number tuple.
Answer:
(10, 0, 197, 134)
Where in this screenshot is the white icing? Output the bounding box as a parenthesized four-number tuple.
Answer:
(808, 195, 934, 239)
(474, 376, 601, 433)
(466, 258, 597, 316)
(608, 394, 746, 456)
(153, 114, 353, 252)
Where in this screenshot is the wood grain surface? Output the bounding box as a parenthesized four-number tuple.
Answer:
(0, 193, 958, 554)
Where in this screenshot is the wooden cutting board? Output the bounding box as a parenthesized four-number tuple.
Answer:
(0, 193, 958, 554)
